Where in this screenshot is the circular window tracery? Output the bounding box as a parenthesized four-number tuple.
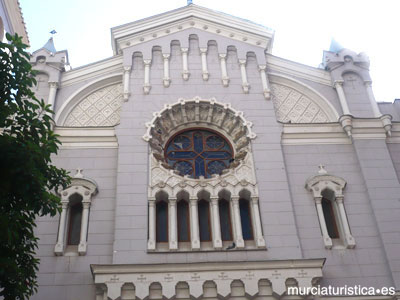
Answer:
(165, 129, 234, 179)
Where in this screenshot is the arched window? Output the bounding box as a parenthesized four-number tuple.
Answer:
(67, 194, 83, 246)
(219, 199, 233, 241)
(239, 199, 253, 240)
(177, 200, 190, 242)
(54, 169, 98, 256)
(156, 201, 168, 242)
(164, 129, 234, 179)
(321, 197, 339, 239)
(305, 166, 356, 249)
(198, 200, 212, 241)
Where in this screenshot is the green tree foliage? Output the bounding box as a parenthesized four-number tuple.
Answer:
(0, 33, 70, 299)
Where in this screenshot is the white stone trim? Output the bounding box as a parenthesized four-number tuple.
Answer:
(54, 127, 118, 149)
(238, 59, 250, 93)
(162, 53, 171, 87)
(219, 53, 229, 87)
(143, 59, 152, 94)
(305, 166, 356, 249)
(281, 117, 392, 145)
(200, 47, 209, 80)
(111, 5, 274, 55)
(334, 80, 350, 115)
(258, 65, 270, 100)
(55, 169, 98, 256)
(181, 48, 190, 81)
(60, 56, 123, 88)
(123, 66, 131, 101)
(91, 259, 324, 300)
(266, 54, 332, 86)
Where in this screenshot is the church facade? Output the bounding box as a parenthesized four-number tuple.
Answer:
(30, 4, 400, 299)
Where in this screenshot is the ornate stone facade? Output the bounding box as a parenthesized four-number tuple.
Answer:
(28, 3, 400, 300)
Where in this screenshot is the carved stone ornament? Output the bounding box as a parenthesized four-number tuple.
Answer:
(143, 97, 259, 199)
(270, 83, 332, 123)
(64, 83, 123, 127)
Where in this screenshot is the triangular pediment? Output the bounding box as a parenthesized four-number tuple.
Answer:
(111, 4, 274, 55)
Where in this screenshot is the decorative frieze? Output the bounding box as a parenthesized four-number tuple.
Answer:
(91, 260, 324, 300)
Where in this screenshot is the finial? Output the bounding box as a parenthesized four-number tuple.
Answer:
(50, 29, 57, 37)
(74, 168, 84, 178)
(187, 0, 193, 5)
(318, 164, 327, 175)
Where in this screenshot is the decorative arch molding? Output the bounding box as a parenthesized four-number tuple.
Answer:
(269, 73, 339, 123)
(55, 73, 123, 126)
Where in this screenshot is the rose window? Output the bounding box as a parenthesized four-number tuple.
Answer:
(165, 129, 234, 179)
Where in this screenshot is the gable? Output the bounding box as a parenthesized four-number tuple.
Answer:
(111, 4, 274, 56)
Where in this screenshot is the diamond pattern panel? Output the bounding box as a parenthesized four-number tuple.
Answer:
(64, 83, 123, 127)
(271, 83, 329, 123)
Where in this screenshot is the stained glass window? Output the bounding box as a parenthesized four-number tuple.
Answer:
(165, 129, 234, 179)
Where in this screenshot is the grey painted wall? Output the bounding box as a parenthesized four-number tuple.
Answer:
(30, 25, 400, 299)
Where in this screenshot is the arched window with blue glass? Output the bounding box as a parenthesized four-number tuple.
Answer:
(165, 129, 234, 179)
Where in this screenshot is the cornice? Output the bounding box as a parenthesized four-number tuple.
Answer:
(91, 258, 325, 275)
(54, 127, 118, 149)
(266, 54, 332, 86)
(282, 118, 391, 145)
(111, 5, 274, 55)
(387, 122, 400, 144)
(60, 55, 123, 87)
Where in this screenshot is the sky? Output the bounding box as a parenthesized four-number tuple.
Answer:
(20, 0, 400, 102)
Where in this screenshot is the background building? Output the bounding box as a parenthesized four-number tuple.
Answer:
(29, 4, 400, 299)
(0, 0, 28, 43)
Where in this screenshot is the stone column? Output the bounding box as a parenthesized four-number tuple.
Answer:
(189, 197, 200, 250)
(219, 53, 229, 87)
(239, 59, 250, 93)
(148, 199, 156, 250)
(315, 197, 333, 249)
(78, 199, 91, 255)
(335, 196, 356, 248)
(231, 196, 245, 248)
(181, 48, 190, 80)
(47, 81, 58, 109)
(143, 59, 152, 94)
(54, 201, 68, 255)
(258, 65, 270, 99)
(334, 80, 351, 115)
(251, 197, 266, 248)
(210, 197, 222, 249)
(123, 66, 131, 101)
(200, 47, 209, 80)
(169, 198, 178, 250)
(364, 81, 382, 117)
(162, 54, 171, 87)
